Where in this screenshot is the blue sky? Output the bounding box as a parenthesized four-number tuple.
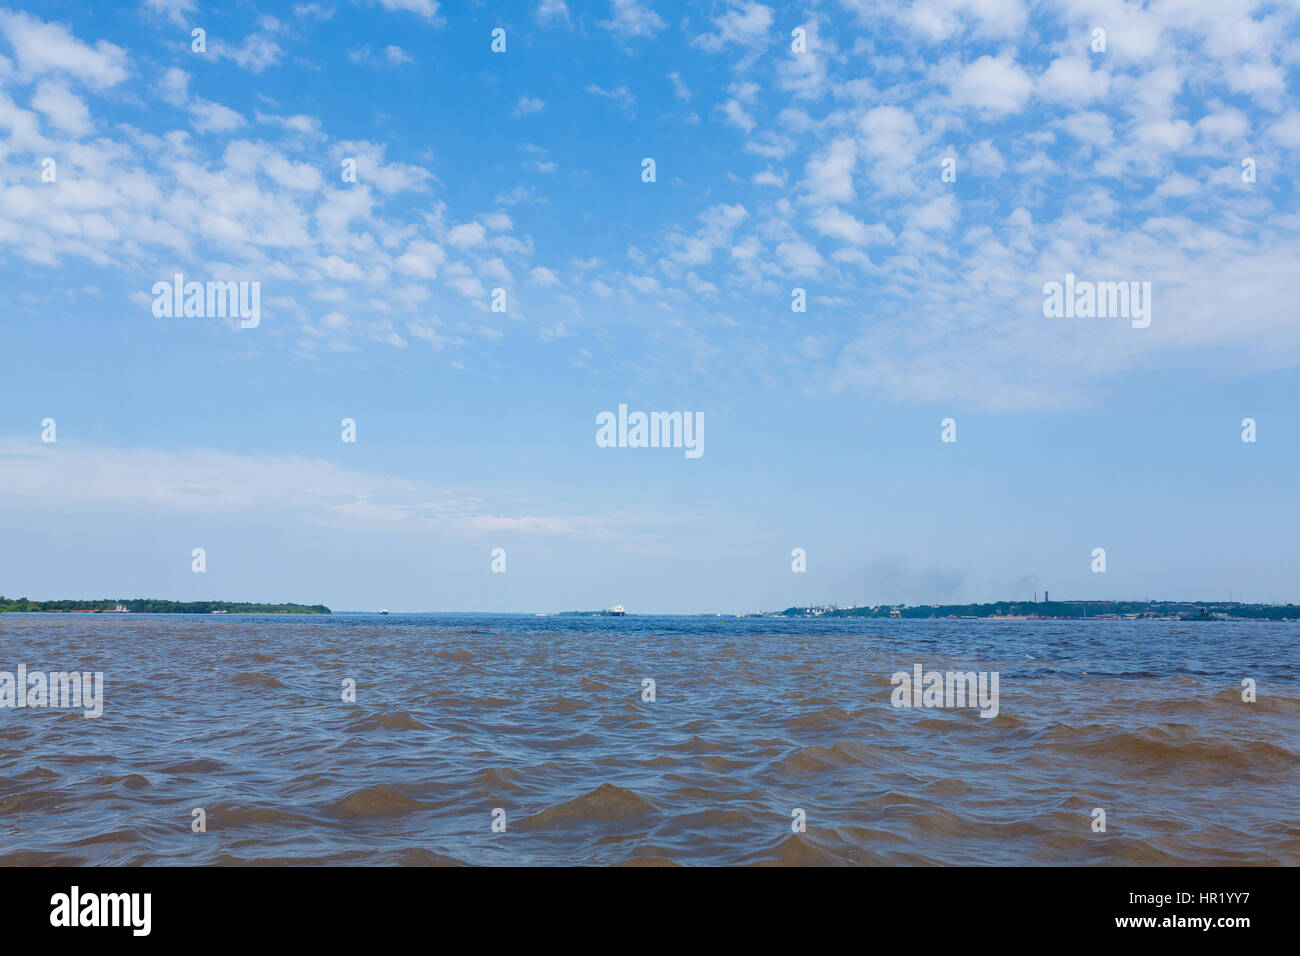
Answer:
(1, 0, 1298, 612)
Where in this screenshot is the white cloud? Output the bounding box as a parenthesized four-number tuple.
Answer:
(262, 151, 324, 191)
(0, 438, 599, 537)
(189, 99, 246, 133)
(293, 3, 334, 20)
(906, 194, 958, 232)
(141, 0, 197, 27)
(260, 112, 323, 137)
(917, 0, 1025, 40)
(447, 275, 487, 298)
(1225, 60, 1284, 99)
(157, 67, 190, 107)
(447, 222, 487, 247)
(802, 137, 856, 204)
(536, 0, 570, 25)
(847, 0, 1027, 41)
(1196, 105, 1249, 144)
(965, 139, 1006, 177)
(1057, 111, 1113, 150)
(395, 240, 446, 278)
(30, 80, 92, 136)
(513, 96, 546, 117)
(332, 141, 432, 193)
(210, 29, 284, 74)
(348, 44, 415, 67)
(598, 0, 665, 40)
(1267, 111, 1300, 148)
(777, 239, 824, 276)
(585, 84, 636, 117)
(667, 71, 691, 102)
(1, 0, 1298, 419)
(0, 10, 129, 88)
(1037, 55, 1110, 104)
(811, 207, 888, 246)
(857, 106, 924, 195)
(948, 54, 1032, 115)
(719, 98, 756, 132)
(376, 0, 441, 21)
(1154, 172, 1200, 198)
(693, 2, 774, 52)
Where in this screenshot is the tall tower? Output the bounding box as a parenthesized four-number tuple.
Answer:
(1045, 590, 1049, 602)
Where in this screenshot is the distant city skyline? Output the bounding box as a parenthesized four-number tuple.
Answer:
(1, 2, 1298, 613)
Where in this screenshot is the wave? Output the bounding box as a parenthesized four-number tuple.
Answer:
(515, 784, 657, 830)
(4, 612, 1296, 865)
(1061, 729, 1297, 768)
(230, 672, 287, 688)
(772, 740, 883, 774)
(348, 711, 431, 732)
(328, 785, 435, 820)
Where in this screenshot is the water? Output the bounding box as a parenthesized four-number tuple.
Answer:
(1, 613, 1296, 865)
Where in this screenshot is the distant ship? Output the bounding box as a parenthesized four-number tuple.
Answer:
(600, 604, 626, 616)
(378, 609, 390, 615)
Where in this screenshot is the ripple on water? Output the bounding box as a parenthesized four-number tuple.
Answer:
(328, 785, 436, 820)
(230, 672, 288, 689)
(515, 784, 658, 830)
(0, 614, 1295, 865)
(348, 711, 432, 732)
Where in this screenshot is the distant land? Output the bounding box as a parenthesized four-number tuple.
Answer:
(0, 597, 331, 614)
(776, 600, 1298, 621)
(1, 598, 1293, 620)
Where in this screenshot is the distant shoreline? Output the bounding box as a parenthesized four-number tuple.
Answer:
(776, 600, 1299, 622)
(2, 599, 1296, 621)
(0, 598, 330, 614)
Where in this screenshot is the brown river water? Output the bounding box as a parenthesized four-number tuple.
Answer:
(1, 613, 1296, 865)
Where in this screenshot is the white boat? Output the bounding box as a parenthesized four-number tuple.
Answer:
(378, 608, 389, 615)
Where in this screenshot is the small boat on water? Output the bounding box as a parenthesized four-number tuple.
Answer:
(600, 604, 626, 616)
(378, 608, 389, 615)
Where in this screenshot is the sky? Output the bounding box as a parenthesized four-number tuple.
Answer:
(1, 0, 1298, 613)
